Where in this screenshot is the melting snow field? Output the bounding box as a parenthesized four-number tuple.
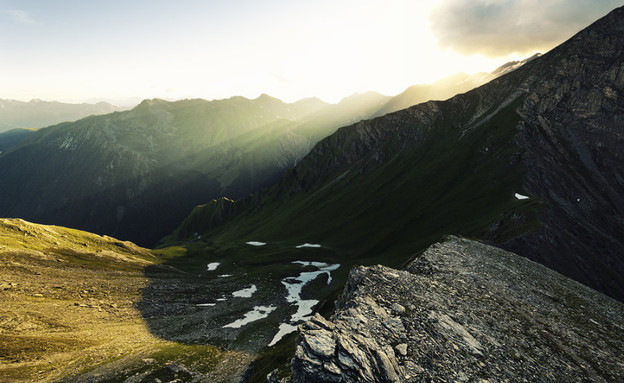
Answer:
(296, 243, 321, 248)
(206, 262, 220, 271)
(269, 261, 340, 346)
(246, 241, 267, 246)
(515, 193, 530, 200)
(223, 305, 276, 328)
(232, 284, 257, 298)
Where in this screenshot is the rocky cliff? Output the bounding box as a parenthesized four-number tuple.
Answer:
(288, 237, 624, 383)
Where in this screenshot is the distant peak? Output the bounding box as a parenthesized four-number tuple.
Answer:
(254, 93, 281, 102)
(292, 96, 328, 106)
(136, 98, 168, 108)
(338, 91, 386, 104)
(491, 53, 542, 76)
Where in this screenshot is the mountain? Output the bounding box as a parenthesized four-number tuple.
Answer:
(0, 96, 321, 246)
(0, 57, 533, 248)
(0, 128, 36, 153)
(0, 93, 408, 246)
(372, 53, 541, 117)
(168, 6, 624, 302)
(0, 99, 127, 132)
(287, 237, 624, 382)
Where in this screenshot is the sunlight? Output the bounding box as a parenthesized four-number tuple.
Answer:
(0, 0, 525, 104)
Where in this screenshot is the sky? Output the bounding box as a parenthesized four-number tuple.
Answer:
(1, 0, 622, 105)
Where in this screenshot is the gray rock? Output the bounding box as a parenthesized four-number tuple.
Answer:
(289, 237, 624, 382)
(395, 343, 407, 356)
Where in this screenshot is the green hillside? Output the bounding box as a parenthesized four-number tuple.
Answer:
(0, 93, 394, 246)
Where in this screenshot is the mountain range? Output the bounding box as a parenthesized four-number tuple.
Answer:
(0, 60, 523, 247)
(0, 99, 127, 133)
(168, 6, 624, 303)
(2, 5, 624, 383)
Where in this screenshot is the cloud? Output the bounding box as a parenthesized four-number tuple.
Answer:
(429, 0, 623, 57)
(3, 9, 38, 25)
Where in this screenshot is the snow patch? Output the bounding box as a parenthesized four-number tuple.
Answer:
(268, 323, 298, 346)
(269, 261, 340, 345)
(196, 303, 215, 307)
(206, 262, 220, 271)
(218, 274, 233, 278)
(223, 305, 276, 328)
(232, 284, 257, 298)
(246, 241, 266, 246)
(514, 193, 529, 200)
(296, 243, 321, 248)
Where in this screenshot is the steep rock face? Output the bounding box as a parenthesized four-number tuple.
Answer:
(290, 237, 624, 383)
(502, 10, 624, 297)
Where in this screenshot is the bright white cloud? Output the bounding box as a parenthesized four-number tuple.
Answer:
(430, 0, 623, 57)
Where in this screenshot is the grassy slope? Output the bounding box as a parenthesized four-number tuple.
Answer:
(0, 218, 251, 383)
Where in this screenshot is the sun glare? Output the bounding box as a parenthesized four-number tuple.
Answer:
(1, 0, 538, 105)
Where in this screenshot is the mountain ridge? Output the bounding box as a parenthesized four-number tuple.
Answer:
(0, 99, 127, 133)
(0, 57, 533, 248)
(0, 92, 391, 246)
(169, 6, 624, 301)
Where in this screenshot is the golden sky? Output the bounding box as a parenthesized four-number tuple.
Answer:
(1, 0, 622, 105)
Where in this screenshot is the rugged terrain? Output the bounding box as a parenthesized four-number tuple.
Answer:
(169, 6, 624, 301)
(288, 237, 624, 383)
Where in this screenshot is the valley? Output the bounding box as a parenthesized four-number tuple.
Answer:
(1, 4, 624, 383)
(0, 218, 351, 382)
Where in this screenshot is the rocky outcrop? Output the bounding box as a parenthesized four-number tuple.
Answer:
(290, 237, 624, 382)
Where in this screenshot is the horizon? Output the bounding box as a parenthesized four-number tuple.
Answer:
(1, 0, 622, 105)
